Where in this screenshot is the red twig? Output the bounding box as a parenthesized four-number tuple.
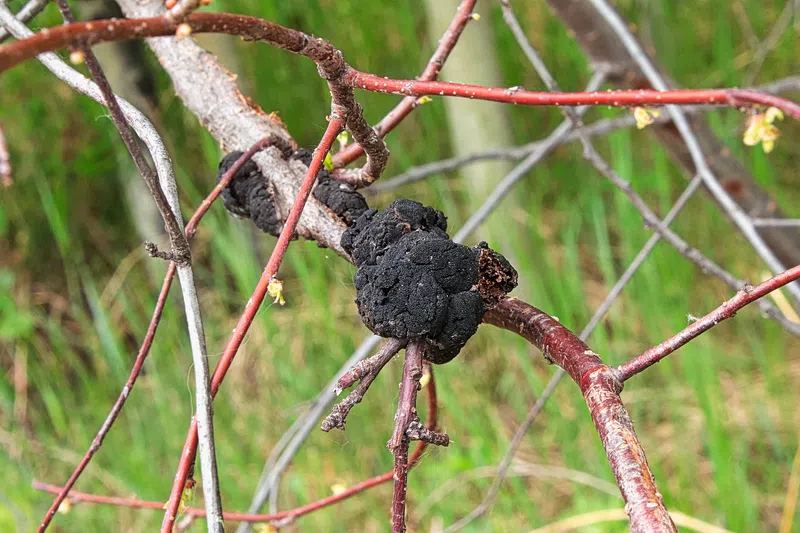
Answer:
(485, 298, 677, 533)
(617, 264, 800, 381)
(346, 71, 800, 120)
(33, 366, 440, 525)
(0, 124, 11, 187)
(330, 0, 477, 168)
(37, 139, 278, 533)
(160, 118, 344, 532)
(2, 13, 799, 120)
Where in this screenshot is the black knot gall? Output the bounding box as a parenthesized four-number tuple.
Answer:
(217, 151, 283, 236)
(343, 199, 517, 364)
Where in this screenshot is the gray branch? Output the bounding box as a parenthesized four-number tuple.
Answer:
(0, 5, 224, 531)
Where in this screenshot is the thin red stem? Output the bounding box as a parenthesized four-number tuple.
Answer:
(345, 70, 800, 120)
(37, 140, 277, 533)
(617, 264, 800, 381)
(2, 13, 798, 120)
(160, 119, 344, 532)
(331, 0, 477, 168)
(33, 367, 439, 525)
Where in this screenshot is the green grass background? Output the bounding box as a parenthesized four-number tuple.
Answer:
(1, 0, 799, 531)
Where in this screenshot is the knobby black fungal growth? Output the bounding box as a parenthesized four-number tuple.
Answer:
(217, 151, 283, 236)
(216, 148, 369, 236)
(342, 199, 518, 364)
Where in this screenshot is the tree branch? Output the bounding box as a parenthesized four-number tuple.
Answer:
(617, 263, 800, 381)
(485, 298, 677, 533)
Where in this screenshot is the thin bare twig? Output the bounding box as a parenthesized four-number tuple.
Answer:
(321, 338, 406, 432)
(0, 5, 225, 531)
(617, 263, 800, 381)
(160, 116, 344, 533)
(0, 0, 48, 43)
(586, 0, 800, 307)
(0, 123, 10, 187)
(390, 342, 425, 533)
(331, 0, 477, 168)
(3, 14, 800, 119)
(744, 0, 795, 85)
(752, 218, 800, 228)
(59, 0, 222, 529)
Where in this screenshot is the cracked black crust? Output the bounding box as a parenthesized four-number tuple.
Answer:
(343, 199, 517, 364)
(216, 151, 283, 236)
(341, 198, 448, 268)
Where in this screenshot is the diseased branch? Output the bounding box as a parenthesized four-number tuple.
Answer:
(617, 263, 800, 381)
(485, 298, 677, 533)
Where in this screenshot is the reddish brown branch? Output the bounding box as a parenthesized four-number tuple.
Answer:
(2, 13, 798, 119)
(345, 71, 800, 119)
(160, 118, 344, 532)
(33, 366, 441, 525)
(330, 0, 477, 168)
(389, 342, 424, 533)
(37, 139, 278, 533)
(617, 264, 800, 381)
(484, 298, 677, 533)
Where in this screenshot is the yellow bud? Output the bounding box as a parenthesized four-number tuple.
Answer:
(267, 278, 286, 306)
(471, 13, 481, 21)
(69, 50, 85, 65)
(330, 482, 347, 495)
(175, 23, 193, 39)
(419, 368, 431, 388)
(57, 498, 72, 514)
(633, 107, 660, 129)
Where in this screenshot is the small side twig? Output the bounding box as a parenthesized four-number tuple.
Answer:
(331, 0, 477, 168)
(617, 263, 800, 381)
(0, 123, 11, 187)
(321, 337, 406, 431)
(389, 341, 424, 533)
(32, 363, 444, 526)
(0, 0, 49, 44)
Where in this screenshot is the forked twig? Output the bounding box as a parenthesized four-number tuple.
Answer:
(321, 338, 406, 431)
